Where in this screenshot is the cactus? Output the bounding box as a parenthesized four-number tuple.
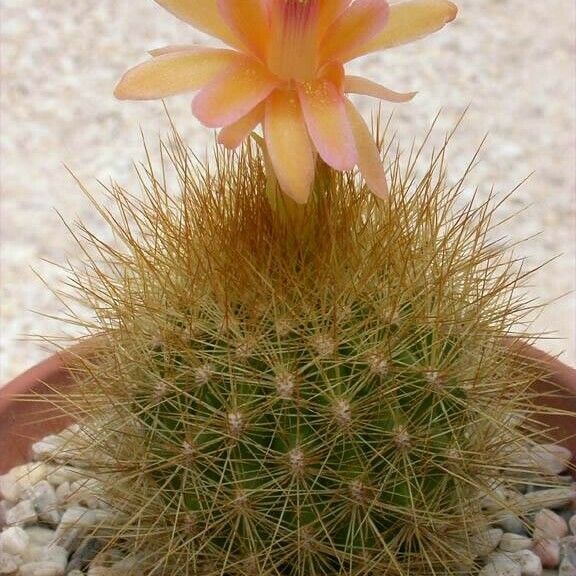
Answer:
(55, 128, 555, 576)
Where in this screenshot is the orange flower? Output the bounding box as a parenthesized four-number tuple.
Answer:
(116, 0, 457, 203)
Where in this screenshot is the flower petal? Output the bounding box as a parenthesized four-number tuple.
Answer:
(216, 0, 269, 58)
(320, 62, 345, 90)
(351, 0, 458, 59)
(114, 48, 239, 100)
(217, 104, 264, 149)
(193, 58, 279, 127)
(298, 79, 357, 171)
(153, 0, 240, 48)
(148, 45, 197, 57)
(344, 99, 388, 198)
(318, 0, 351, 36)
(264, 90, 316, 204)
(344, 76, 417, 103)
(320, 0, 389, 63)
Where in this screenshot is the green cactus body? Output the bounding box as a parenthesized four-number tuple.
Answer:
(60, 134, 550, 575)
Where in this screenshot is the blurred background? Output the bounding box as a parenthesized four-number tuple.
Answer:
(1, 0, 575, 383)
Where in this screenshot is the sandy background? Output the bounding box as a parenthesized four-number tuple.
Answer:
(1, 1, 575, 383)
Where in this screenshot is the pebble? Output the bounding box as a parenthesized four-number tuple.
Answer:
(559, 559, 576, 576)
(509, 549, 543, 576)
(497, 514, 527, 535)
(0, 552, 21, 574)
(67, 538, 104, 572)
(51, 507, 97, 550)
(110, 557, 140, 569)
(510, 445, 572, 476)
(20, 544, 67, 569)
(57, 506, 97, 529)
(482, 483, 508, 511)
(500, 533, 534, 552)
(19, 561, 66, 576)
(0, 501, 11, 526)
(31, 481, 60, 525)
(479, 554, 522, 576)
(69, 479, 103, 509)
(0, 526, 29, 556)
(1, 427, 574, 575)
(30, 431, 78, 463)
(31, 437, 63, 462)
(535, 509, 570, 540)
(35, 545, 68, 566)
(534, 538, 562, 568)
(0, 464, 50, 502)
(5, 500, 37, 527)
(87, 568, 113, 576)
(44, 466, 85, 486)
(514, 489, 576, 512)
(24, 527, 56, 547)
(531, 446, 572, 476)
(54, 482, 71, 507)
(563, 537, 576, 565)
(473, 528, 504, 557)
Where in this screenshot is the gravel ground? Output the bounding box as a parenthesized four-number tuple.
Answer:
(1, 0, 575, 383)
(1, 429, 576, 574)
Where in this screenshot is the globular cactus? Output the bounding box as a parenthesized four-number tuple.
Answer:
(57, 130, 553, 575)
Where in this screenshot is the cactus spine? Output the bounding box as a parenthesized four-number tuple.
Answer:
(58, 131, 552, 575)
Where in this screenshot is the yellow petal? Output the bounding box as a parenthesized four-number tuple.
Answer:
(217, 104, 264, 149)
(148, 45, 196, 57)
(153, 0, 240, 48)
(351, 0, 458, 59)
(193, 59, 278, 127)
(264, 91, 316, 204)
(320, 0, 389, 63)
(344, 76, 417, 103)
(217, 0, 269, 58)
(318, 0, 350, 36)
(115, 48, 239, 100)
(344, 99, 388, 198)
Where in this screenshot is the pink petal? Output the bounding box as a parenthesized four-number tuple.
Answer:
(217, 104, 264, 149)
(320, 0, 390, 63)
(192, 58, 279, 127)
(114, 48, 240, 101)
(344, 99, 388, 198)
(350, 0, 458, 60)
(217, 0, 269, 58)
(344, 76, 417, 103)
(264, 90, 316, 204)
(297, 79, 357, 171)
(153, 0, 241, 48)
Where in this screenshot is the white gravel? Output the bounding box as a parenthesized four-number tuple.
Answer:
(1, 0, 574, 383)
(1, 431, 576, 574)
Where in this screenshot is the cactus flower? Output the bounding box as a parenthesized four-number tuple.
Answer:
(115, 0, 457, 203)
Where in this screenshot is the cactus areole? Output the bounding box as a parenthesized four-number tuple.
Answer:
(62, 138, 555, 574)
(33, 0, 571, 574)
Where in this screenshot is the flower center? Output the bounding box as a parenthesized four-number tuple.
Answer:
(267, 0, 320, 82)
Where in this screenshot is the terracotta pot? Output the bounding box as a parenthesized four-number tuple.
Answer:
(0, 350, 76, 474)
(1, 343, 575, 475)
(515, 343, 576, 461)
